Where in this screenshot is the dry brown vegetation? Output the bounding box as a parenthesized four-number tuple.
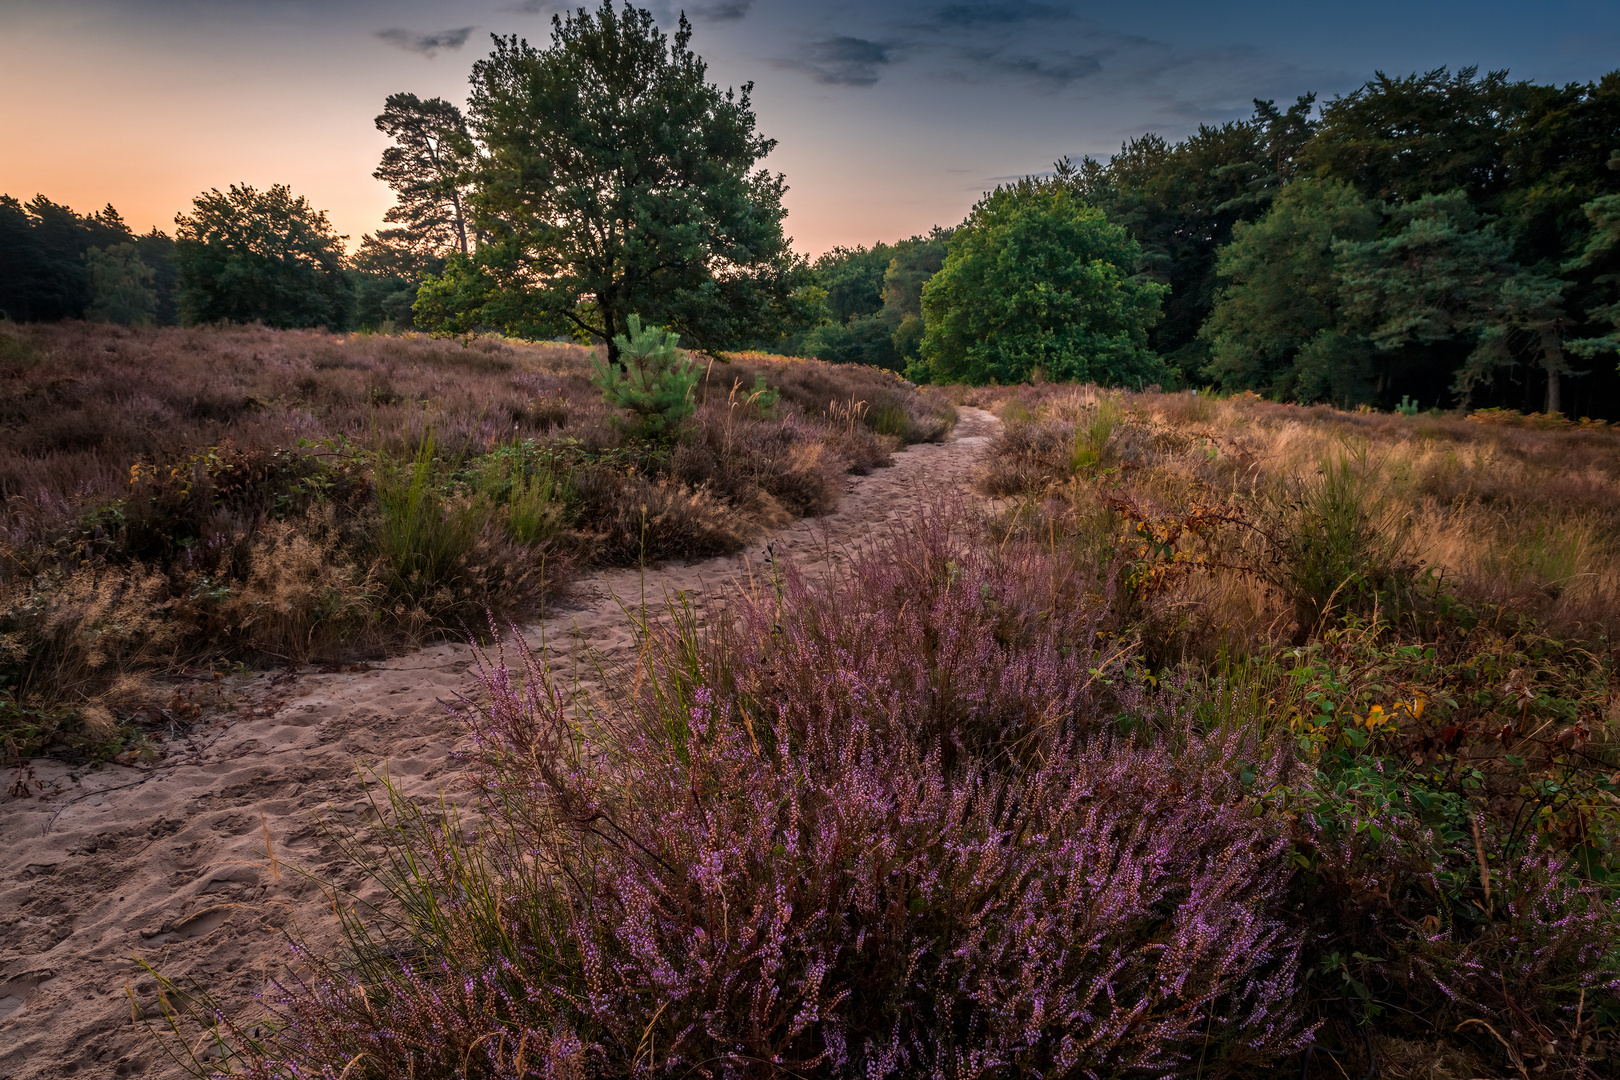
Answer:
(949, 382, 1620, 1076)
(964, 383, 1620, 654)
(0, 320, 954, 758)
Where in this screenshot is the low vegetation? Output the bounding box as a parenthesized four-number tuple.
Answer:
(0, 320, 952, 760)
(135, 385, 1619, 1079)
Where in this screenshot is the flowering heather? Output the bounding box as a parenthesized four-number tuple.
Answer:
(228, 512, 1314, 1079)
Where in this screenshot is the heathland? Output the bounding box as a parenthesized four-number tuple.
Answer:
(2, 3, 1618, 1076)
(3, 320, 1614, 1078)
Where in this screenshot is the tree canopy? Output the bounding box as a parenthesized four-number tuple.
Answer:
(0, 196, 169, 323)
(916, 180, 1166, 386)
(419, 2, 807, 357)
(1200, 180, 1380, 399)
(173, 184, 351, 329)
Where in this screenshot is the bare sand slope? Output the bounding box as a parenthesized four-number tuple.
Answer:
(0, 407, 999, 1079)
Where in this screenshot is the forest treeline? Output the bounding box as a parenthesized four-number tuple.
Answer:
(814, 68, 1620, 416)
(6, 54, 1620, 415)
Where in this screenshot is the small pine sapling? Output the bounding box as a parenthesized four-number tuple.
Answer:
(590, 314, 700, 440)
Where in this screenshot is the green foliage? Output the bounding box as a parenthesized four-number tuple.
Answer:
(1301, 67, 1521, 209)
(412, 252, 507, 337)
(375, 430, 487, 606)
(916, 181, 1167, 386)
(1336, 193, 1513, 350)
(446, 3, 809, 355)
(349, 93, 475, 331)
(589, 314, 700, 439)
(1075, 96, 1318, 375)
(817, 243, 893, 323)
(0, 194, 173, 323)
(84, 241, 157, 325)
(173, 183, 352, 329)
(1567, 192, 1620, 373)
(1070, 66, 1620, 415)
(372, 92, 474, 259)
(783, 231, 953, 370)
(1201, 179, 1379, 397)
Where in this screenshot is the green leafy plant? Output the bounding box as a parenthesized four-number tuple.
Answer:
(375, 430, 486, 604)
(589, 314, 700, 440)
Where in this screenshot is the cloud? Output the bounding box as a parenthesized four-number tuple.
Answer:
(955, 45, 1102, 85)
(931, 2, 1073, 27)
(376, 26, 475, 56)
(688, 0, 754, 19)
(772, 35, 898, 86)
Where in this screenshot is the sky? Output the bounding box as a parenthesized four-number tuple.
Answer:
(3, 0, 1619, 257)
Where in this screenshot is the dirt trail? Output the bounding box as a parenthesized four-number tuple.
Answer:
(0, 407, 1000, 1079)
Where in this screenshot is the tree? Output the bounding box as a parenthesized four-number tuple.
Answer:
(1565, 193, 1620, 374)
(1462, 270, 1574, 412)
(1301, 67, 1523, 207)
(85, 242, 157, 325)
(881, 230, 950, 365)
(917, 181, 1167, 386)
(0, 195, 137, 322)
(1201, 180, 1379, 398)
(446, 3, 807, 357)
(173, 184, 352, 329)
(786, 232, 952, 370)
(1075, 96, 1318, 375)
(1334, 192, 1522, 405)
(374, 93, 475, 258)
(817, 243, 894, 324)
(590, 314, 699, 439)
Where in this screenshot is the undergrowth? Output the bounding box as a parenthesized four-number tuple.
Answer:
(0, 321, 955, 758)
(122, 383, 1620, 1077)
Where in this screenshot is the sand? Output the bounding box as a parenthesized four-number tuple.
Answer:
(0, 407, 1000, 1079)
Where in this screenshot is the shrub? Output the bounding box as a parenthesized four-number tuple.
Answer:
(590, 314, 700, 439)
(208, 512, 1315, 1079)
(1265, 445, 1421, 637)
(0, 323, 948, 755)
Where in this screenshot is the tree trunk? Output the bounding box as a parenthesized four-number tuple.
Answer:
(603, 309, 621, 364)
(1539, 325, 1566, 415)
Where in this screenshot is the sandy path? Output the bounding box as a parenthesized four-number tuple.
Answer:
(0, 407, 999, 1079)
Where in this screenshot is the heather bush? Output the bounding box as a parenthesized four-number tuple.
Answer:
(196, 512, 1315, 1079)
(967, 384, 1620, 1073)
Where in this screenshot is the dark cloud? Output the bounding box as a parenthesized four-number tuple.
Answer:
(931, 2, 1073, 27)
(376, 26, 474, 57)
(688, 0, 754, 19)
(772, 35, 898, 86)
(956, 45, 1102, 85)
